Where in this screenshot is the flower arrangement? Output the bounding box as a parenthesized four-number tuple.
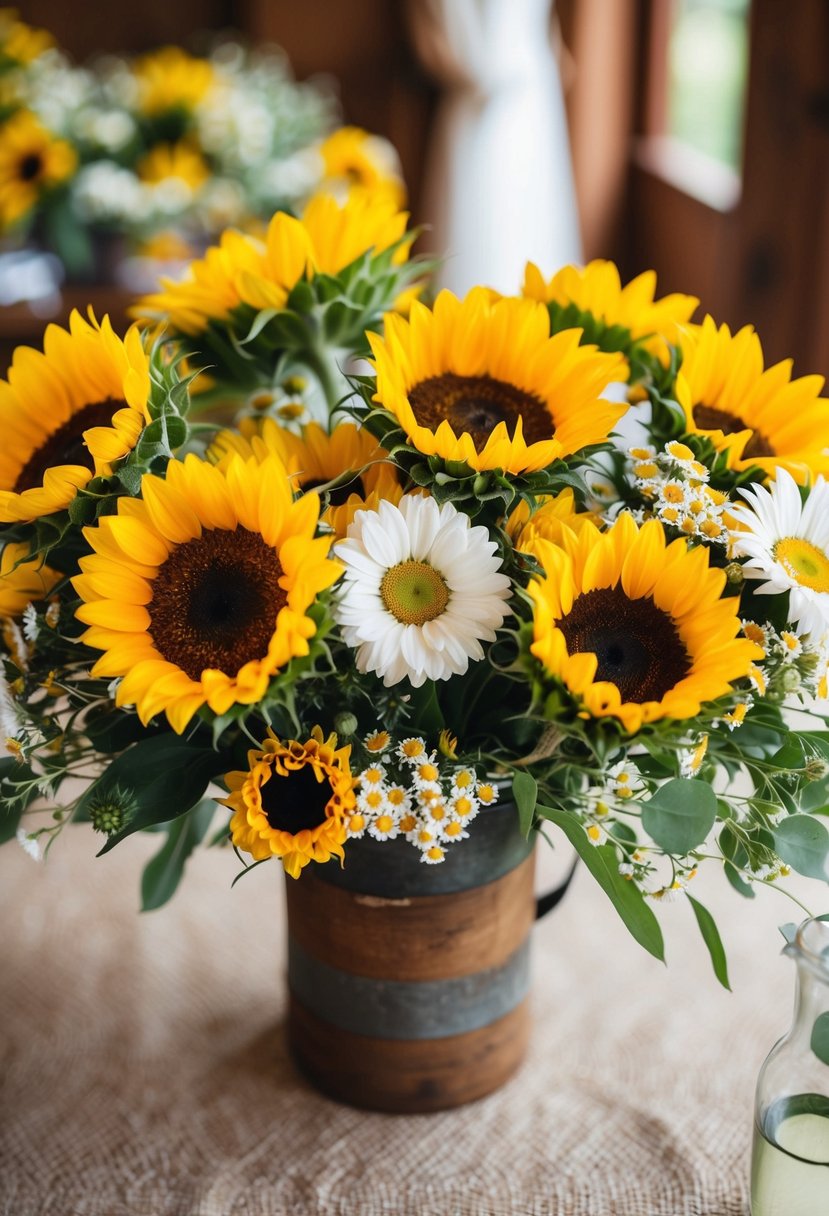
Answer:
(0, 10, 403, 280)
(2, 179, 829, 987)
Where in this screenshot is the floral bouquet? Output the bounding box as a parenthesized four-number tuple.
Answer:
(2, 182, 829, 996)
(0, 9, 403, 280)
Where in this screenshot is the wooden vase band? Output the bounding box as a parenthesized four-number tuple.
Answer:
(284, 851, 536, 982)
(288, 993, 531, 1113)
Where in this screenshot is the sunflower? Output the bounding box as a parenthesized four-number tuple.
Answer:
(73, 453, 342, 734)
(0, 312, 150, 524)
(133, 46, 216, 116)
(222, 726, 357, 877)
(0, 109, 76, 229)
(522, 259, 698, 373)
(528, 514, 762, 733)
(319, 125, 406, 207)
(507, 487, 599, 553)
(210, 417, 402, 537)
(368, 289, 628, 475)
(0, 9, 52, 67)
(676, 316, 829, 483)
(0, 542, 60, 618)
(136, 190, 411, 334)
(137, 141, 209, 192)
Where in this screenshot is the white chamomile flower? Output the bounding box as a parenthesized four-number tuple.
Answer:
(442, 819, 470, 842)
(421, 844, 446, 865)
(359, 763, 386, 788)
(398, 737, 426, 762)
(729, 469, 829, 638)
(358, 787, 387, 817)
(334, 494, 512, 688)
(368, 812, 400, 842)
(450, 792, 480, 822)
(346, 811, 368, 839)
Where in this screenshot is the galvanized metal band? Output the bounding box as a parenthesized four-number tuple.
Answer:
(287, 936, 531, 1040)
(313, 802, 532, 898)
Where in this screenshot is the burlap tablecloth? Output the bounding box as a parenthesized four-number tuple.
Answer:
(0, 824, 820, 1215)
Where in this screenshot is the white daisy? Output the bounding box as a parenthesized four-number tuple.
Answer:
(729, 469, 829, 638)
(334, 495, 512, 688)
(368, 812, 400, 842)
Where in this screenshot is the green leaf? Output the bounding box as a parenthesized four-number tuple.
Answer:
(140, 800, 216, 911)
(512, 772, 537, 839)
(405, 680, 444, 735)
(77, 736, 222, 855)
(641, 778, 717, 855)
(811, 1011, 829, 1067)
(687, 894, 731, 989)
(538, 805, 665, 960)
(773, 815, 829, 881)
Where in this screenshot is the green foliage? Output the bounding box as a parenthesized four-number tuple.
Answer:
(641, 779, 718, 855)
(512, 772, 538, 839)
(687, 894, 731, 990)
(140, 800, 217, 912)
(773, 815, 829, 881)
(538, 804, 665, 960)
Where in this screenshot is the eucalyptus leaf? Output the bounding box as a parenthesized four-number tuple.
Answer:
(641, 778, 718, 855)
(538, 805, 665, 960)
(512, 772, 537, 839)
(687, 894, 731, 989)
(773, 815, 829, 881)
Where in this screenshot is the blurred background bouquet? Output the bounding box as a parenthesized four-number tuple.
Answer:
(0, 8, 404, 286)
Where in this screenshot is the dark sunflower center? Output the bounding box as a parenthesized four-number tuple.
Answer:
(408, 373, 553, 449)
(692, 403, 775, 459)
(304, 474, 365, 507)
(12, 398, 124, 494)
(260, 762, 331, 834)
(558, 586, 690, 703)
(19, 153, 44, 182)
(148, 527, 287, 681)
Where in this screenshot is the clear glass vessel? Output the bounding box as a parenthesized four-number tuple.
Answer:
(751, 917, 829, 1216)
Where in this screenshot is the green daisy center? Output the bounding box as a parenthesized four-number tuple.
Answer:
(381, 560, 449, 626)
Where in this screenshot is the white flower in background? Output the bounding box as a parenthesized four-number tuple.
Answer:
(334, 495, 512, 688)
(16, 828, 41, 862)
(72, 162, 143, 223)
(258, 147, 324, 205)
(729, 469, 829, 639)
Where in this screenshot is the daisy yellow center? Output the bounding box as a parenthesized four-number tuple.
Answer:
(260, 763, 331, 834)
(774, 537, 829, 592)
(149, 527, 287, 680)
(692, 402, 774, 459)
(381, 560, 449, 626)
(408, 373, 553, 448)
(12, 398, 123, 493)
(558, 587, 690, 702)
(19, 152, 44, 182)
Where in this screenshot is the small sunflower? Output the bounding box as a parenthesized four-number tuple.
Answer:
(0, 542, 60, 618)
(676, 316, 829, 483)
(210, 417, 402, 538)
(136, 190, 411, 334)
(222, 726, 357, 877)
(319, 125, 406, 207)
(507, 487, 599, 554)
(522, 259, 698, 373)
(528, 514, 762, 733)
(369, 288, 628, 475)
(133, 46, 217, 116)
(0, 109, 76, 229)
(73, 453, 343, 734)
(0, 312, 150, 523)
(137, 141, 209, 192)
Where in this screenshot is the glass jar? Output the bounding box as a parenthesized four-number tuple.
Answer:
(751, 917, 829, 1215)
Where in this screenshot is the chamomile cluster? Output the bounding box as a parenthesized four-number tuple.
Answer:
(741, 620, 829, 702)
(347, 732, 499, 864)
(631, 441, 729, 544)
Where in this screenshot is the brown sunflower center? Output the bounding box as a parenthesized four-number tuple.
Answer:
(148, 527, 286, 681)
(408, 373, 553, 449)
(692, 403, 774, 459)
(304, 474, 365, 507)
(19, 153, 44, 182)
(260, 762, 331, 834)
(13, 398, 124, 494)
(558, 586, 690, 703)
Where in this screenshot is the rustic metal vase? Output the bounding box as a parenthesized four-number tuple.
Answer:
(284, 803, 570, 1113)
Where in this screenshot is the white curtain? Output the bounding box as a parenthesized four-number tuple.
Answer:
(407, 0, 582, 296)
